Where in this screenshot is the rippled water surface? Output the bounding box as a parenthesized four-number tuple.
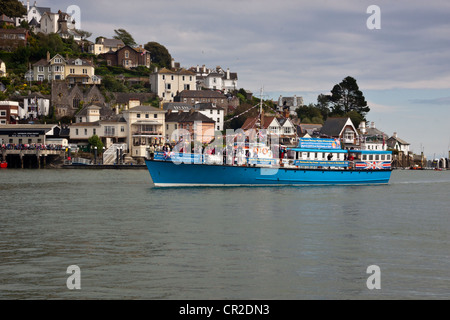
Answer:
(0, 169, 449, 299)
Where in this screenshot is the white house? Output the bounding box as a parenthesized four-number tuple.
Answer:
(359, 121, 388, 151)
(19, 93, 50, 119)
(387, 133, 410, 154)
(189, 65, 238, 93)
(149, 68, 196, 102)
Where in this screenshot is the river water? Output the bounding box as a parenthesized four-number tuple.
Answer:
(0, 168, 448, 300)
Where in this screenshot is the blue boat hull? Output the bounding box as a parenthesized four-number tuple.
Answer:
(145, 160, 392, 187)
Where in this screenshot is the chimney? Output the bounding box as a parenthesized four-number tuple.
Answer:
(171, 58, 175, 69)
(154, 66, 158, 72)
(46, 51, 50, 62)
(196, 65, 199, 73)
(393, 132, 397, 139)
(27, 0, 29, 11)
(203, 65, 206, 73)
(359, 121, 367, 134)
(371, 121, 375, 129)
(293, 95, 297, 107)
(226, 68, 230, 80)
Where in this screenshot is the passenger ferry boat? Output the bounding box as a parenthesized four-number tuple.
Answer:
(145, 138, 393, 187)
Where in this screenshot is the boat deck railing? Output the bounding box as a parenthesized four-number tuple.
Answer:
(151, 152, 392, 170)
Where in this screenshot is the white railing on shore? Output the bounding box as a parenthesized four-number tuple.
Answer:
(103, 143, 127, 165)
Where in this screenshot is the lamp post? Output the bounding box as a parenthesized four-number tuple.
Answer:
(94, 146, 97, 165)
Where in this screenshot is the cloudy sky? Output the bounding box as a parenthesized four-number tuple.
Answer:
(36, 0, 450, 158)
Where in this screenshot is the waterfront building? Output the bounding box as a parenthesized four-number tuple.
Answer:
(0, 101, 19, 125)
(359, 121, 388, 151)
(319, 117, 360, 149)
(122, 105, 166, 158)
(162, 102, 225, 132)
(16, 93, 51, 119)
(242, 114, 297, 146)
(387, 133, 410, 154)
(0, 123, 60, 145)
(74, 104, 114, 124)
(165, 110, 215, 144)
(69, 116, 128, 149)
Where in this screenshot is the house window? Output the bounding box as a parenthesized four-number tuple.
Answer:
(105, 126, 115, 136)
(0, 111, 6, 116)
(125, 51, 129, 58)
(70, 68, 75, 74)
(84, 129, 88, 135)
(210, 110, 213, 114)
(166, 124, 169, 130)
(121, 126, 125, 132)
(344, 130, 354, 141)
(174, 124, 177, 129)
(38, 66, 44, 72)
(137, 114, 141, 118)
(154, 114, 157, 118)
(83, 69, 87, 74)
(166, 83, 171, 90)
(145, 114, 149, 118)
(93, 129, 96, 135)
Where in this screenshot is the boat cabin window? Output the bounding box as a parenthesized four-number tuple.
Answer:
(387, 154, 391, 161)
(369, 155, 374, 161)
(375, 155, 380, 161)
(381, 155, 385, 161)
(362, 155, 367, 161)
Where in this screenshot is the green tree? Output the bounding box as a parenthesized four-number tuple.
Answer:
(144, 41, 172, 69)
(113, 29, 137, 47)
(0, 0, 27, 18)
(295, 104, 324, 124)
(329, 76, 370, 118)
(88, 135, 104, 153)
(76, 30, 92, 41)
(315, 93, 331, 120)
(345, 110, 365, 128)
